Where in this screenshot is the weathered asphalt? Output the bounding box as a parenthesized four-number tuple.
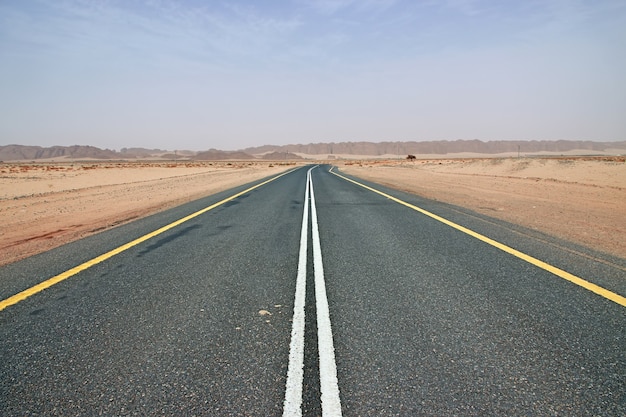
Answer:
(1, 165, 624, 416)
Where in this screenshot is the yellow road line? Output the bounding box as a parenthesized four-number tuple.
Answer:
(329, 167, 626, 307)
(0, 168, 299, 312)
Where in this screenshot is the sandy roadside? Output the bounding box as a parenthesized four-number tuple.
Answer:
(340, 157, 626, 259)
(0, 161, 296, 266)
(1, 157, 624, 268)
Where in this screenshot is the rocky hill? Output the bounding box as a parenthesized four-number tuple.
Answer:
(259, 151, 303, 160)
(0, 144, 119, 161)
(119, 148, 196, 157)
(191, 150, 255, 160)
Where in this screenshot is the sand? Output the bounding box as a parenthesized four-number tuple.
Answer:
(0, 161, 294, 266)
(340, 156, 626, 259)
(1, 157, 624, 267)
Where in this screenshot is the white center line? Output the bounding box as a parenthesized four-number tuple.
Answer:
(283, 167, 342, 417)
(310, 168, 343, 416)
(283, 168, 310, 416)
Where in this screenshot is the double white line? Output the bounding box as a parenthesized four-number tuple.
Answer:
(283, 167, 342, 417)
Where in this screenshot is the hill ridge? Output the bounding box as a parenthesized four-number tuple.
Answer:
(243, 140, 626, 156)
(1, 140, 625, 161)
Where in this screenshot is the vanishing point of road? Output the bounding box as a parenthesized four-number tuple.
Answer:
(1, 165, 624, 416)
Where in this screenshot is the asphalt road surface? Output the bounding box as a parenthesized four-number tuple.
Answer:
(1, 165, 624, 416)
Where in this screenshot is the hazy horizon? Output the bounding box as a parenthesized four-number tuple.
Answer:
(3, 138, 626, 155)
(1, 1, 625, 151)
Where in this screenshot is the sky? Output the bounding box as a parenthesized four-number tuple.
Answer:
(1, 0, 625, 151)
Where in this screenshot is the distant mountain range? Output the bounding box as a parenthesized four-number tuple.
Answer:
(1, 140, 624, 161)
(244, 140, 626, 156)
(0, 144, 119, 161)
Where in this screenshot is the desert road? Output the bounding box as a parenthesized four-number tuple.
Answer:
(1, 165, 624, 416)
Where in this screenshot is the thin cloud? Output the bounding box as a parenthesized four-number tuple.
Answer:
(1, 0, 303, 70)
(298, 0, 398, 15)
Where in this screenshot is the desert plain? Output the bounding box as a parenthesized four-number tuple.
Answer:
(1, 156, 624, 267)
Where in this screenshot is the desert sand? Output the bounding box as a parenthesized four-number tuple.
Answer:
(340, 157, 626, 259)
(0, 161, 294, 266)
(1, 157, 624, 267)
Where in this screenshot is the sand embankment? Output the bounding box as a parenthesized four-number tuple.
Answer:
(0, 161, 294, 266)
(340, 157, 626, 259)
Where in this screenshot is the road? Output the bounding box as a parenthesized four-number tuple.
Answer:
(1, 165, 624, 416)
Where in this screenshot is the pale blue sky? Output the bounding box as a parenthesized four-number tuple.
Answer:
(1, 0, 625, 151)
